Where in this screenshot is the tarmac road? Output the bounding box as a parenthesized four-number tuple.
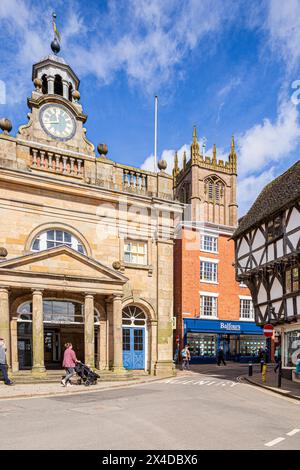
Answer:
(0, 368, 300, 450)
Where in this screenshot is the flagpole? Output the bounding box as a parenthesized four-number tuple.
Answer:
(154, 95, 158, 173)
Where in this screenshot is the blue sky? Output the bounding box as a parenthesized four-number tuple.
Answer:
(0, 0, 300, 216)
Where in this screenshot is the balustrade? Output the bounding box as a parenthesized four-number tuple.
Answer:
(30, 148, 84, 178)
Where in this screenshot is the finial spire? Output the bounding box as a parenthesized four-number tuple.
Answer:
(212, 144, 217, 164)
(172, 151, 180, 180)
(51, 12, 61, 55)
(193, 125, 197, 143)
(231, 135, 235, 152)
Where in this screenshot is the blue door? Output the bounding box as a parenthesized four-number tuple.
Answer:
(122, 327, 145, 370)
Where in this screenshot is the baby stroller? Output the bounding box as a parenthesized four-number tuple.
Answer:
(75, 362, 100, 386)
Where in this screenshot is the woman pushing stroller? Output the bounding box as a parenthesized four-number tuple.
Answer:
(61, 342, 80, 387)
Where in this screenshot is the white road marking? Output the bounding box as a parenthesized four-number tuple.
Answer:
(265, 437, 285, 447)
(286, 429, 300, 436)
(163, 378, 240, 388)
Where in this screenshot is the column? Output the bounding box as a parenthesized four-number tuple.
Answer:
(10, 317, 19, 373)
(112, 294, 125, 373)
(105, 298, 114, 369)
(0, 287, 10, 368)
(62, 80, 69, 100)
(99, 319, 108, 370)
(32, 289, 46, 375)
(84, 293, 95, 368)
(47, 76, 54, 94)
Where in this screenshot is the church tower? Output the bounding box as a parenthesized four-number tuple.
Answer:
(173, 127, 238, 227)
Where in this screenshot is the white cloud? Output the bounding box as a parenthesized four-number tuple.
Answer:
(237, 99, 300, 177)
(237, 167, 276, 216)
(141, 144, 189, 173)
(266, 0, 300, 70)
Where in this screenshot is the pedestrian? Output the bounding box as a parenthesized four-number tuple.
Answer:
(217, 346, 226, 366)
(181, 344, 191, 371)
(274, 345, 281, 373)
(0, 338, 13, 386)
(61, 343, 79, 387)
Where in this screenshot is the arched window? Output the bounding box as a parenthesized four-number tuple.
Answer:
(68, 83, 73, 101)
(122, 306, 146, 326)
(31, 229, 86, 254)
(54, 74, 63, 96)
(42, 74, 48, 94)
(205, 176, 224, 203)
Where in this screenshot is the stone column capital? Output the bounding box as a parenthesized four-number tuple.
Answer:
(84, 292, 96, 299)
(0, 286, 10, 294)
(113, 294, 123, 301)
(31, 289, 44, 295)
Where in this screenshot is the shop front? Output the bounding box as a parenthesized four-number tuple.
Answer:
(184, 318, 265, 363)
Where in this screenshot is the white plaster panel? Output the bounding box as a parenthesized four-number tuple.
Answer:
(267, 243, 275, 262)
(287, 207, 300, 232)
(238, 237, 249, 258)
(270, 277, 283, 300)
(252, 229, 265, 250)
(288, 231, 300, 251)
(253, 248, 264, 265)
(276, 240, 283, 258)
(257, 284, 267, 304)
(287, 297, 294, 317)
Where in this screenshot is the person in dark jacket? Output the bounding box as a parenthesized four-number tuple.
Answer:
(217, 346, 226, 366)
(0, 338, 13, 385)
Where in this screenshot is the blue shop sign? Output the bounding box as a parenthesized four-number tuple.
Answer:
(184, 318, 263, 335)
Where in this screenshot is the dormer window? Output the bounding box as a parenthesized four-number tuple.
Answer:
(267, 215, 283, 242)
(54, 74, 63, 96)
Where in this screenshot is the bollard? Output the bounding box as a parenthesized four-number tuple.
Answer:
(262, 363, 267, 383)
(277, 360, 282, 388)
(248, 362, 253, 377)
(260, 360, 264, 372)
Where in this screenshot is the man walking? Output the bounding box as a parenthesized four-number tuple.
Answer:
(217, 346, 226, 366)
(0, 338, 13, 385)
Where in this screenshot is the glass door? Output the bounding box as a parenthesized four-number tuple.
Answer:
(122, 328, 145, 370)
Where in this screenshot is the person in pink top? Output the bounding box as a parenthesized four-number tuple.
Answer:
(61, 343, 79, 387)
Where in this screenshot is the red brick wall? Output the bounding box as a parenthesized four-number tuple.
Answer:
(174, 226, 252, 345)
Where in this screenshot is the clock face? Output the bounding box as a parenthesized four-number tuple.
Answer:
(40, 104, 76, 141)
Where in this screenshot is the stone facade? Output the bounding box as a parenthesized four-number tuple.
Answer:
(0, 52, 181, 377)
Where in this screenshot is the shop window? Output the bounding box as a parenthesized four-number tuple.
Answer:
(200, 261, 218, 283)
(124, 240, 147, 265)
(31, 229, 86, 254)
(284, 330, 300, 367)
(240, 298, 254, 320)
(239, 335, 266, 357)
(200, 295, 218, 317)
(187, 332, 217, 358)
(17, 300, 99, 324)
(200, 235, 218, 253)
(286, 265, 299, 294)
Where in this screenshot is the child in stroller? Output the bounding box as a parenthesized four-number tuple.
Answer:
(75, 362, 100, 386)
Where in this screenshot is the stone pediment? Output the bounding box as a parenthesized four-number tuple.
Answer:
(0, 246, 128, 284)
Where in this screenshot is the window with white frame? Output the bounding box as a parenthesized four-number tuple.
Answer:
(240, 298, 254, 320)
(201, 235, 218, 253)
(200, 260, 218, 283)
(124, 240, 147, 265)
(200, 295, 218, 318)
(31, 230, 86, 254)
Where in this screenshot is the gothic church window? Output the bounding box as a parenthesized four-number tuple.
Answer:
(205, 176, 224, 203)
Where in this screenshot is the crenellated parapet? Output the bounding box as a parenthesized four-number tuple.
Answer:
(174, 127, 237, 186)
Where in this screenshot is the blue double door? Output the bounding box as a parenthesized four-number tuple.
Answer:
(122, 327, 145, 370)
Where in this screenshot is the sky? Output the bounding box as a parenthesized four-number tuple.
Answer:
(0, 0, 300, 216)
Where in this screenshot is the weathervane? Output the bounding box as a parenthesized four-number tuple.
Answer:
(51, 12, 61, 55)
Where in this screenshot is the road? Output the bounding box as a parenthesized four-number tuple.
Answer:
(0, 366, 300, 450)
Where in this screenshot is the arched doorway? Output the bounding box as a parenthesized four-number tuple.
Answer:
(17, 299, 100, 369)
(122, 305, 147, 370)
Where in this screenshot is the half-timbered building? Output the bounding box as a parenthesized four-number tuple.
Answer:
(233, 161, 300, 378)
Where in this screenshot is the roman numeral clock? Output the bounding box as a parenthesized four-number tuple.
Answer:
(39, 104, 76, 141)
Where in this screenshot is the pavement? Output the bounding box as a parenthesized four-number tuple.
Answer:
(1, 365, 300, 449)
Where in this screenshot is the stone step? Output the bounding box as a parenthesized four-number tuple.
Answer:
(9, 369, 143, 384)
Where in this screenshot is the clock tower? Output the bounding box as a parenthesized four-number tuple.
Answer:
(17, 37, 94, 156)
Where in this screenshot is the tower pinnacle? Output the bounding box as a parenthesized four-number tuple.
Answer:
(51, 12, 61, 55)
